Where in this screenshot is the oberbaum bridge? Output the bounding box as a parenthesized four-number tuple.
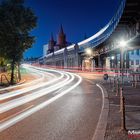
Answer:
(40, 0, 140, 73)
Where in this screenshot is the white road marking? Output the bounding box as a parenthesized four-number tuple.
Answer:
(92, 83, 107, 140)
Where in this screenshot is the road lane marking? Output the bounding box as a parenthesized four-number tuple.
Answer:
(0, 72, 82, 132)
(0, 105, 34, 123)
(92, 84, 109, 140)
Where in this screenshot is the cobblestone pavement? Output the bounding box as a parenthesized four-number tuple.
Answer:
(77, 73, 140, 140)
(103, 81, 140, 140)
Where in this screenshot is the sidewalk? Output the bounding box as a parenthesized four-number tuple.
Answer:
(102, 80, 140, 140)
(0, 72, 37, 90)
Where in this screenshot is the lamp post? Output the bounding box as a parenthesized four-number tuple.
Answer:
(85, 48, 92, 56)
(111, 56, 115, 70)
(111, 56, 115, 60)
(119, 40, 127, 86)
(119, 40, 127, 131)
(85, 48, 93, 71)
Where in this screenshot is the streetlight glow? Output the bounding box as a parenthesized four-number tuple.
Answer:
(111, 56, 115, 60)
(118, 39, 128, 86)
(85, 48, 92, 55)
(120, 40, 127, 47)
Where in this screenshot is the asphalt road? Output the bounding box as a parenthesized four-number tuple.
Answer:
(0, 65, 102, 140)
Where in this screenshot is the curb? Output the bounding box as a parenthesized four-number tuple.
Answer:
(0, 80, 26, 90)
(92, 83, 109, 140)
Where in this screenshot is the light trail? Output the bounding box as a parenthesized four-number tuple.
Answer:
(0, 68, 64, 100)
(0, 105, 34, 123)
(0, 72, 72, 113)
(0, 72, 82, 132)
(0, 66, 45, 92)
(0, 64, 61, 94)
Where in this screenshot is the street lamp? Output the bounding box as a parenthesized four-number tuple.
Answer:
(119, 39, 127, 131)
(85, 48, 93, 71)
(111, 56, 115, 70)
(85, 48, 92, 56)
(119, 40, 127, 86)
(120, 40, 127, 47)
(111, 56, 115, 60)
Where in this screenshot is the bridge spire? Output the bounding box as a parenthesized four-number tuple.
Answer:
(60, 24, 64, 34)
(58, 24, 66, 48)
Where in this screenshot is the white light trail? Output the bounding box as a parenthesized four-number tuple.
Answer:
(0, 72, 73, 113)
(0, 69, 63, 100)
(0, 105, 34, 123)
(0, 65, 66, 100)
(0, 72, 82, 132)
(0, 65, 48, 92)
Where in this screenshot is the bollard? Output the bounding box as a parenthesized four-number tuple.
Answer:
(116, 79, 120, 96)
(132, 74, 134, 87)
(116, 79, 118, 96)
(134, 74, 137, 88)
(109, 78, 112, 88)
(112, 77, 116, 92)
(119, 87, 123, 112)
(121, 95, 126, 131)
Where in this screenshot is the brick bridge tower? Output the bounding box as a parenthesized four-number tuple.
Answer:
(58, 25, 66, 49)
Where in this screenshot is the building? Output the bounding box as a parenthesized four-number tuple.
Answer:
(43, 44, 48, 57)
(129, 49, 140, 71)
(47, 25, 71, 54)
(42, 0, 140, 71)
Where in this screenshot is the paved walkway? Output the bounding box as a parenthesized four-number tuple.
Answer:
(102, 81, 140, 140)
(0, 71, 37, 89)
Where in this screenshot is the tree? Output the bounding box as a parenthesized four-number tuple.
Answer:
(0, 0, 37, 84)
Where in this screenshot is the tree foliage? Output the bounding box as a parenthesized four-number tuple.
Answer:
(0, 0, 37, 84)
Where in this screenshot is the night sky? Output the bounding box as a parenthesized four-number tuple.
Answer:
(24, 0, 121, 58)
